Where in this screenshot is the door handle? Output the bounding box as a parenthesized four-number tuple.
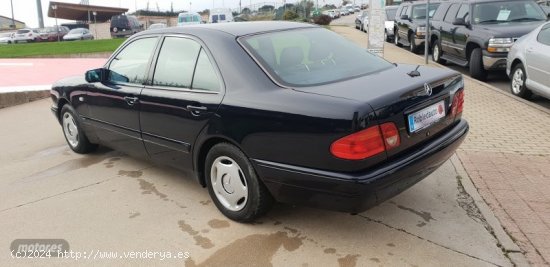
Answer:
(124, 96, 139, 106)
(187, 105, 207, 116)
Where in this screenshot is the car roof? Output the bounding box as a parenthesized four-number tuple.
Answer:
(140, 21, 318, 37)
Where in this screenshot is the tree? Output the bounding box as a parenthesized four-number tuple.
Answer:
(242, 7, 251, 15)
(342, 0, 351, 6)
(259, 5, 275, 13)
(283, 10, 299, 20)
(323, 4, 337, 10)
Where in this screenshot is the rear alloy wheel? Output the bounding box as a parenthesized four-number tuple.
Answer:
(60, 105, 98, 154)
(469, 48, 488, 81)
(432, 39, 446, 64)
(510, 63, 532, 99)
(205, 143, 273, 222)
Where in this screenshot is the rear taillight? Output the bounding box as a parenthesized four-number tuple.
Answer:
(330, 122, 401, 160)
(451, 90, 465, 117)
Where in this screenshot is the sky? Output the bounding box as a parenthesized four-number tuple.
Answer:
(1, 0, 362, 28)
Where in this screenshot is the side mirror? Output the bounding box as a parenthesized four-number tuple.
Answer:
(85, 68, 107, 83)
(401, 14, 409, 20)
(453, 18, 468, 26)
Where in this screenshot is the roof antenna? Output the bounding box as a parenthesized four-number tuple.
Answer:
(408, 65, 421, 77)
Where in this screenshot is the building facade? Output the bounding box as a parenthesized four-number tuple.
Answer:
(0, 15, 25, 31)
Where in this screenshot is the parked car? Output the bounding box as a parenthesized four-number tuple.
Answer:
(340, 8, 349, 16)
(39, 26, 70, 41)
(0, 32, 14, 44)
(178, 12, 201, 26)
(539, 0, 550, 14)
(50, 21, 468, 222)
(430, 0, 548, 80)
(110, 15, 142, 38)
(148, 23, 167, 30)
(385, 6, 400, 42)
(394, 1, 441, 53)
(13, 28, 41, 43)
(210, 8, 233, 23)
(507, 22, 550, 100)
(355, 11, 368, 31)
(63, 28, 94, 41)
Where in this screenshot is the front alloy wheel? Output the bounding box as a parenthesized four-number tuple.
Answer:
(210, 156, 249, 212)
(511, 63, 532, 99)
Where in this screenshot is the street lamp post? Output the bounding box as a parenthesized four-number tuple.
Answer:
(52, 4, 59, 42)
(424, 0, 430, 64)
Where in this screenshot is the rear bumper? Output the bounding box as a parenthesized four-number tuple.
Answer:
(252, 119, 469, 213)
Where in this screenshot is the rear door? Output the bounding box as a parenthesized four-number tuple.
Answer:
(140, 35, 224, 170)
(527, 24, 550, 97)
(441, 3, 461, 55)
(86, 36, 159, 157)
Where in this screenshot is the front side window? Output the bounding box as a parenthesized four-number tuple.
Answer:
(444, 4, 461, 23)
(473, 1, 546, 24)
(538, 25, 550, 45)
(386, 8, 398, 20)
(153, 37, 201, 88)
(241, 28, 394, 87)
(108, 37, 158, 84)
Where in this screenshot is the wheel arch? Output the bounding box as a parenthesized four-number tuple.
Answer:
(193, 135, 246, 188)
(56, 97, 71, 123)
(465, 42, 481, 61)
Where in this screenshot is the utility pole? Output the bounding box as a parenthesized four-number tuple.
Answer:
(10, 0, 15, 29)
(36, 0, 44, 28)
(424, 0, 430, 64)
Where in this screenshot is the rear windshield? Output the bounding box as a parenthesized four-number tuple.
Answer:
(473, 1, 546, 24)
(111, 16, 128, 27)
(240, 28, 394, 87)
(17, 30, 30, 34)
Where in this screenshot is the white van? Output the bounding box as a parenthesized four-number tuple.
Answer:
(209, 8, 233, 23)
(177, 12, 201, 26)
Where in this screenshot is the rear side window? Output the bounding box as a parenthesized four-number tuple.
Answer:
(108, 37, 158, 84)
(432, 3, 450, 21)
(444, 4, 460, 23)
(192, 49, 221, 91)
(538, 25, 550, 45)
(153, 37, 201, 88)
(17, 30, 29, 34)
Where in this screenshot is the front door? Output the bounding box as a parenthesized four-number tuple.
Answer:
(526, 24, 550, 97)
(140, 35, 224, 170)
(86, 36, 159, 157)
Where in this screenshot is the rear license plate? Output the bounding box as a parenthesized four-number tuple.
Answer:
(408, 101, 445, 133)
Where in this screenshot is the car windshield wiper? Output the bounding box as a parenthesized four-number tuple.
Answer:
(477, 19, 502, 24)
(509, 17, 543, 22)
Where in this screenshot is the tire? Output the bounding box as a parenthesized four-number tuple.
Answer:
(432, 39, 446, 64)
(60, 105, 98, 154)
(469, 48, 488, 81)
(205, 143, 274, 222)
(510, 63, 532, 99)
(394, 29, 402, 47)
(409, 33, 418, 53)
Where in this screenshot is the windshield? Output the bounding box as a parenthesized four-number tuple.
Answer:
(386, 8, 398, 20)
(240, 28, 394, 87)
(473, 1, 546, 24)
(68, 29, 83, 34)
(411, 3, 440, 19)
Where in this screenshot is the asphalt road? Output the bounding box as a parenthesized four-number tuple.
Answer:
(0, 25, 512, 266)
(333, 14, 550, 111)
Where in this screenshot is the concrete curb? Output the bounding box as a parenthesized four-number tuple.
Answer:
(0, 90, 50, 109)
(450, 154, 529, 266)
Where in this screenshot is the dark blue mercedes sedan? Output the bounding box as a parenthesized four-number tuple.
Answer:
(50, 21, 468, 222)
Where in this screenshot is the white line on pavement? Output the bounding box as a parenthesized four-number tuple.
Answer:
(0, 62, 34, 67)
(0, 85, 51, 93)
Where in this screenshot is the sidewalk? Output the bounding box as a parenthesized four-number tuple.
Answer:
(332, 26, 550, 266)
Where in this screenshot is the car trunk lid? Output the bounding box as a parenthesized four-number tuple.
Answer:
(293, 64, 464, 159)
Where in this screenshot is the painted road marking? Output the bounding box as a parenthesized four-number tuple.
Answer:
(0, 63, 34, 67)
(0, 85, 51, 93)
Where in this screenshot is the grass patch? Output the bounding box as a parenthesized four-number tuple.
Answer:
(0, 38, 126, 58)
